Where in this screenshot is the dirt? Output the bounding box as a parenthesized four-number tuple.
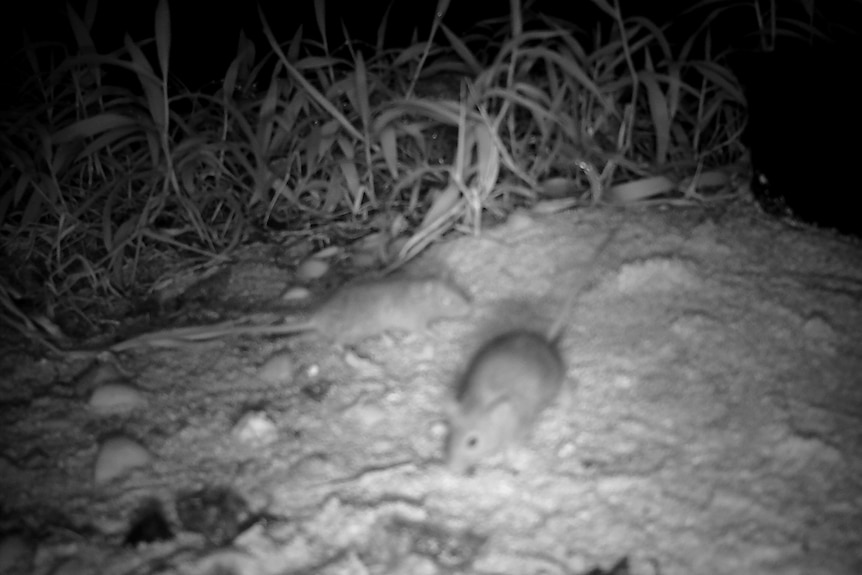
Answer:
(1, 205, 861, 575)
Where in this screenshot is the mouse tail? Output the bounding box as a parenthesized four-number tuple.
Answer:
(209, 321, 316, 337)
(108, 317, 314, 351)
(547, 222, 623, 343)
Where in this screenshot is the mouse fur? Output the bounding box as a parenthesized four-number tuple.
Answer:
(107, 276, 472, 352)
(445, 330, 564, 475)
(444, 224, 623, 474)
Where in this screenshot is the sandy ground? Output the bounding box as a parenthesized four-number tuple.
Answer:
(1, 205, 861, 575)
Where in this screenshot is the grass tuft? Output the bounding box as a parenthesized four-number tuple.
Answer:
(1, 0, 763, 347)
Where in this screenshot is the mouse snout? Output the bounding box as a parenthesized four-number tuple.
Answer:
(444, 425, 480, 475)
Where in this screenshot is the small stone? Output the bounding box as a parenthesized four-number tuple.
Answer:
(802, 313, 836, 341)
(256, 353, 296, 384)
(89, 383, 148, 415)
(94, 436, 153, 485)
(281, 285, 311, 302)
(296, 257, 330, 281)
(232, 411, 278, 446)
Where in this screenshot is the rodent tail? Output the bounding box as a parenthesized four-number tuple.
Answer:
(216, 322, 315, 337)
(547, 222, 623, 343)
(108, 316, 313, 351)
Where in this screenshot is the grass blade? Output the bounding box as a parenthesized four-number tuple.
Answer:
(155, 0, 171, 80)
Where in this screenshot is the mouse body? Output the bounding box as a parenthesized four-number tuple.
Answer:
(445, 330, 564, 475)
(108, 276, 471, 352)
(217, 276, 471, 343)
(308, 275, 472, 342)
(444, 223, 623, 474)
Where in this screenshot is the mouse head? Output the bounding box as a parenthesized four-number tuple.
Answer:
(445, 398, 518, 475)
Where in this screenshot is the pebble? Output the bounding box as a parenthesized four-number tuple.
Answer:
(93, 436, 153, 485)
(256, 353, 296, 384)
(231, 412, 278, 447)
(281, 285, 311, 302)
(89, 383, 148, 414)
(296, 257, 330, 281)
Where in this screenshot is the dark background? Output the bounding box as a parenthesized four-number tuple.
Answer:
(0, 0, 762, 91)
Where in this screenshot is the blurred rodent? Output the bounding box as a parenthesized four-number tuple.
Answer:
(445, 225, 622, 475)
(108, 276, 472, 352)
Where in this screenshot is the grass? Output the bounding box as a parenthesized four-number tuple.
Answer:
(0, 0, 754, 351)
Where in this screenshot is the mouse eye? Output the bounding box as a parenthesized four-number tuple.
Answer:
(466, 434, 478, 449)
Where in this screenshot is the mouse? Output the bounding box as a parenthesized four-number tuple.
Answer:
(444, 224, 622, 475)
(108, 276, 472, 352)
(445, 329, 565, 475)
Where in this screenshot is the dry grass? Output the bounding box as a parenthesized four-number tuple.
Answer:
(0, 0, 773, 349)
